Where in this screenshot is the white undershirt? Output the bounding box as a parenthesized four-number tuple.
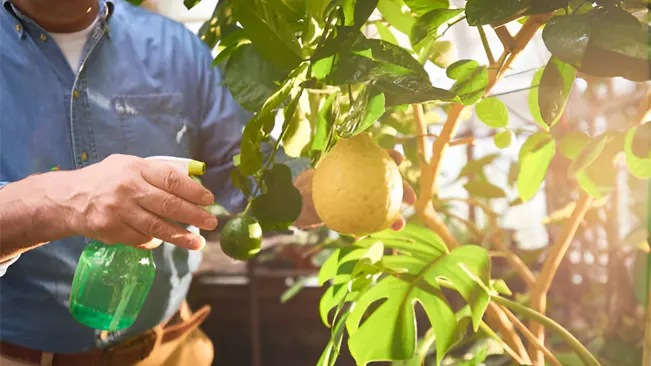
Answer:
(49, 17, 99, 74)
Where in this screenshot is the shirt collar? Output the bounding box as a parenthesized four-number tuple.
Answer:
(3, 0, 114, 39)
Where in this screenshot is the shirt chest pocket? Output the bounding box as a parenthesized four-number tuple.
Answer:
(111, 93, 193, 159)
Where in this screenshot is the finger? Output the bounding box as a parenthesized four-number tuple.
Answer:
(137, 186, 218, 231)
(391, 216, 406, 232)
(100, 224, 153, 247)
(402, 180, 417, 205)
(142, 162, 214, 207)
(387, 149, 404, 166)
(126, 209, 205, 250)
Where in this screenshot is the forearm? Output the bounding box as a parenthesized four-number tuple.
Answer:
(0, 172, 72, 260)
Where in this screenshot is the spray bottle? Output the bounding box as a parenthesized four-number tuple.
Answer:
(68, 156, 206, 331)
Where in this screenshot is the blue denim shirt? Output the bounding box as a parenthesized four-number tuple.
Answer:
(0, 0, 307, 353)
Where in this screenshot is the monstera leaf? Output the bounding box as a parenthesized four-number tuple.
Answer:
(318, 225, 491, 366)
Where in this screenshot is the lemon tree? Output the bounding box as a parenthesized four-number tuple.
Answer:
(136, 0, 650, 364)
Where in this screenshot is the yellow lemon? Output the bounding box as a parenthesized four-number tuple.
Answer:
(312, 133, 403, 237)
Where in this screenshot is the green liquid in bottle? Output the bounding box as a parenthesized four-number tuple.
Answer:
(69, 241, 156, 331)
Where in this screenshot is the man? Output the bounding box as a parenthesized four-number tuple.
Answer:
(0, 0, 414, 365)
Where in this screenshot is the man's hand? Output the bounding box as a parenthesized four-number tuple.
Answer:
(293, 149, 416, 231)
(54, 154, 217, 250)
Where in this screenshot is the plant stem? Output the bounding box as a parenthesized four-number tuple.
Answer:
(478, 25, 495, 65)
(498, 304, 562, 366)
(478, 321, 527, 365)
(493, 296, 601, 366)
(528, 192, 593, 363)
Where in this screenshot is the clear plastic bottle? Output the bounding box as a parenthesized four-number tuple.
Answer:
(68, 156, 206, 331)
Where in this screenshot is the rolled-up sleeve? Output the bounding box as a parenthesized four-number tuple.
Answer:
(191, 39, 310, 214)
(0, 181, 20, 277)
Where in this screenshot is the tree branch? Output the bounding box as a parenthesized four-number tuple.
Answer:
(493, 26, 514, 53)
(528, 192, 594, 364)
(411, 14, 552, 364)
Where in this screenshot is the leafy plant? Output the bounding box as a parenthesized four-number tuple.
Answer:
(147, 0, 650, 364)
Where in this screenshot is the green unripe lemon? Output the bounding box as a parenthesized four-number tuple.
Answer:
(220, 215, 262, 261)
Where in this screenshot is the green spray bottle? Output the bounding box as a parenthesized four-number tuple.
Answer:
(68, 156, 206, 331)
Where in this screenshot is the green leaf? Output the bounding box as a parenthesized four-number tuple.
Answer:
(312, 93, 338, 152)
(528, 67, 549, 130)
(542, 15, 591, 67)
(410, 8, 464, 48)
(588, 7, 650, 60)
(268, 0, 306, 23)
(425, 245, 491, 330)
(345, 276, 456, 365)
(282, 103, 312, 157)
(568, 133, 610, 176)
(466, 0, 568, 26)
(230, 166, 253, 196)
(446, 60, 488, 105)
(318, 245, 371, 286)
(315, 27, 457, 105)
(625, 124, 651, 178)
(494, 129, 513, 149)
(213, 41, 241, 68)
(319, 284, 348, 327)
(464, 179, 507, 199)
(234, 0, 303, 70)
(184, 0, 201, 9)
(465, 0, 528, 26)
(491, 279, 512, 296)
(537, 57, 576, 127)
(475, 98, 509, 128)
(570, 7, 651, 81)
(367, 225, 449, 260)
(404, 0, 449, 15)
(378, 83, 458, 106)
(377, 0, 416, 35)
(559, 131, 590, 160)
(307, 0, 331, 23)
(572, 131, 624, 198)
(344, 245, 490, 365)
(280, 276, 313, 303)
(198, 0, 238, 50)
(457, 153, 499, 179)
(354, 0, 380, 27)
(240, 112, 275, 175)
(338, 87, 386, 137)
(318, 303, 352, 366)
(251, 164, 303, 230)
(375, 22, 399, 46)
(223, 44, 286, 112)
(517, 132, 555, 202)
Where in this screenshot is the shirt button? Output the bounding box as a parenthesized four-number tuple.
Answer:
(73, 90, 80, 98)
(81, 152, 88, 161)
(40, 34, 47, 41)
(15, 24, 21, 32)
